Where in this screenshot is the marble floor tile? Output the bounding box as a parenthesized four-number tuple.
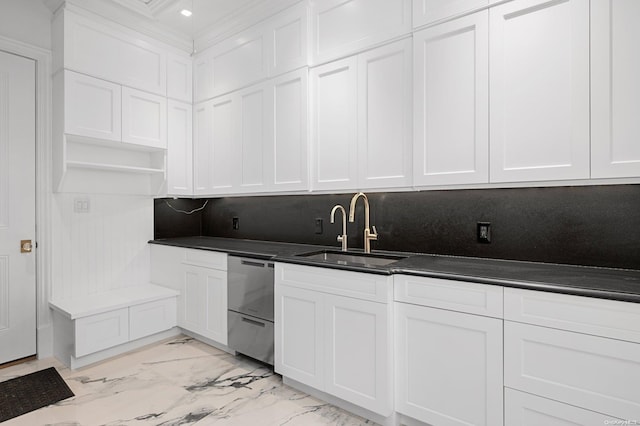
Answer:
(0, 336, 377, 426)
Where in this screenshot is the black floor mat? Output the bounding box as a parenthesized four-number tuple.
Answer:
(0, 366, 74, 422)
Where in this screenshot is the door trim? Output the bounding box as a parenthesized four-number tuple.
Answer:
(0, 34, 53, 359)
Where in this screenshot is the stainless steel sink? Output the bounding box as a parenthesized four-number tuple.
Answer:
(296, 250, 406, 267)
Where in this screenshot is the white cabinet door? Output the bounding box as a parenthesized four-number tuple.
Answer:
(210, 94, 238, 194)
(591, 0, 640, 178)
(311, 57, 358, 191)
(238, 81, 271, 193)
(395, 302, 503, 426)
(358, 39, 412, 189)
(193, 100, 211, 195)
(167, 53, 192, 103)
(325, 294, 392, 416)
(505, 388, 622, 426)
(271, 69, 309, 192)
(413, 0, 488, 27)
(194, 53, 213, 103)
(275, 283, 324, 390)
(182, 264, 227, 345)
(489, 0, 589, 183)
(122, 87, 167, 149)
(504, 321, 640, 420)
(64, 70, 121, 142)
(61, 10, 167, 96)
(167, 100, 193, 196)
(193, 96, 239, 195)
(309, 0, 411, 64)
(414, 12, 488, 186)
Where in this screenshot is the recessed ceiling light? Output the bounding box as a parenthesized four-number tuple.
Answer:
(180, 9, 192, 17)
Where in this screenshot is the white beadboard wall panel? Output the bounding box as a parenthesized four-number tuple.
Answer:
(52, 194, 153, 301)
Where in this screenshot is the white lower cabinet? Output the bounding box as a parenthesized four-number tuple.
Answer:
(182, 264, 228, 345)
(395, 297, 503, 426)
(150, 245, 228, 346)
(275, 263, 393, 417)
(505, 388, 623, 426)
(276, 284, 325, 389)
(504, 287, 640, 422)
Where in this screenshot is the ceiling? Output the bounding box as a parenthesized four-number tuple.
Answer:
(130, 0, 271, 38)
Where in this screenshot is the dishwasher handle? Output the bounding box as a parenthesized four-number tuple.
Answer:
(240, 259, 267, 268)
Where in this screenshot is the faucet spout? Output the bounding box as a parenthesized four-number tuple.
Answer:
(348, 192, 378, 253)
(330, 204, 348, 251)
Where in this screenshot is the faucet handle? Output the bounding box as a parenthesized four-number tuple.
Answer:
(370, 225, 378, 240)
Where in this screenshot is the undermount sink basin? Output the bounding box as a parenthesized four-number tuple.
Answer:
(296, 250, 406, 267)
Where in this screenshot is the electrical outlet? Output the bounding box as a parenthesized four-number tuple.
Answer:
(232, 217, 239, 230)
(74, 197, 90, 213)
(477, 222, 491, 243)
(315, 218, 323, 234)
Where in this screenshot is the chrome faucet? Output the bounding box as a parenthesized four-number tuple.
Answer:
(330, 204, 348, 251)
(348, 192, 378, 253)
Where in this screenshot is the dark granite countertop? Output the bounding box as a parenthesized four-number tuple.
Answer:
(149, 237, 640, 303)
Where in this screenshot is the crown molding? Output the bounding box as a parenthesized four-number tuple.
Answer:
(50, 0, 193, 52)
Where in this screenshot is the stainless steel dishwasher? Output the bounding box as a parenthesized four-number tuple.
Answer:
(227, 255, 274, 365)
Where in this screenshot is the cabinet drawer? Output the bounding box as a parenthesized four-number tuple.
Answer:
(394, 274, 503, 318)
(129, 298, 177, 341)
(75, 308, 129, 357)
(504, 287, 640, 343)
(182, 248, 227, 270)
(505, 388, 622, 425)
(504, 321, 640, 420)
(276, 263, 392, 303)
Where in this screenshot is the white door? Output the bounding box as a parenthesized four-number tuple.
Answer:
(166, 100, 193, 196)
(0, 50, 36, 364)
(489, 0, 589, 183)
(358, 39, 412, 189)
(310, 57, 358, 191)
(324, 294, 392, 416)
(274, 283, 324, 389)
(395, 302, 504, 426)
(591, 0, 640, 178)
(414, 12, 489, 186)
(121, 86, 167, 149)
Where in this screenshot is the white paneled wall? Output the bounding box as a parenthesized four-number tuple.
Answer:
(51, 194, 153, 301)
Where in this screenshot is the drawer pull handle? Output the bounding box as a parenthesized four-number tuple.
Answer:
(240, 260, 265, 268)
(241, 317, 266, 327)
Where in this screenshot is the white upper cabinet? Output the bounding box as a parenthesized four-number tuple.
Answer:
(63, 70, 121, 142)
(167, 53, 192, 103)
(591, 0, 640, 179)
(193, 69, 310, 197)
(167, 100, 192, 196)
(210, 26, 267, 98)
(413, 0, 488, 27)
(121, 87, 167, 149)
(414, 12, 489, 186)
(309, 0, 411, 65)
(358, 39, 412, 189)
(208, 94, 238, 194)
(238, 81, 271, 193)
(268, 2, 309, 77)
(311, 39, 412, 192)
(310, 57, 359, 191)
(194, 4, 308, 103)
(56, 9, 167, 96)
(193, 97, 238, 195)
(489, 0, 590, 183)
(271, 69, 309, 192)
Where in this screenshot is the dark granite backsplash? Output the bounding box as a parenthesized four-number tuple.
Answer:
(155, 185, 640, 270)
